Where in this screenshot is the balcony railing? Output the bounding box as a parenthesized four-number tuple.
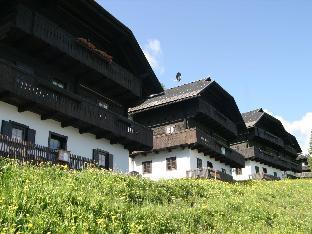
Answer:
(198, 99, 238, 136)
(153, 128, 245, 168)
(237, 146, 301, 172)
(0, 60, 152, 150)
(0, 134, 96, 170)
(253, 127, 284, 148)
(251, 172, 280, 180)
(12, 5, 142, 97)
(186, 168, 233, 182)
(296, 172, 312, 178)
(284, 145, 298, 156)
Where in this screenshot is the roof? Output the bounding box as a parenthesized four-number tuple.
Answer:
(129, 78, 213, 113)
(86, 0, 164, 96)
(243, 108, 302, 153)
(242, 108, 265, 127)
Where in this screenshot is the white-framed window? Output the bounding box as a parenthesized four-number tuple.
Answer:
(166, 125, 175, 134)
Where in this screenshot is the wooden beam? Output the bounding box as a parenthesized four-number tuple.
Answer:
(0, 91, 10, 100)
(46, 53, 66, 64)
(18, 102, 33, 113)
(41, 112, 57, 120)
(79, 127, 93, 134)
(61, 118, 76, 128)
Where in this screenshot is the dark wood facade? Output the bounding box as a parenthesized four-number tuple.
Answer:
(0, 0, 163, 151)
(231, 109, 302, 172)
(130, 79, 246, 168)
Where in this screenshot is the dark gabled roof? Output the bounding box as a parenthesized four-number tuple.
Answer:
(243, 108, 302, 153)
(242, 108, 265, 127)
(286, 132, 302, 153)
(129, 78, 213, 113)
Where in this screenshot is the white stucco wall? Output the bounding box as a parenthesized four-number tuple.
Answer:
(232, 160, 284, 181)
(189, 149, 232, 175)
(131, 148, 232, 180)
(0, 101, 129, 172)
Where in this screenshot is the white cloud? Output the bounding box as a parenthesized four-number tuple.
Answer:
(265, 110, 312, 154)
(143, 39, 164, 75)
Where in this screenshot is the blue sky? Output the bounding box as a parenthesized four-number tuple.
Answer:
(98, 0, 312, 153)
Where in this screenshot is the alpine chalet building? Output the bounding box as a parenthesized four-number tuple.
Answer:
(231, 109, 302, 180)
(0, 0, 163, 171)
(129, 78, 246, 181)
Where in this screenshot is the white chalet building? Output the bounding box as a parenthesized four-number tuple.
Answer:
(129, 78, 246, 181)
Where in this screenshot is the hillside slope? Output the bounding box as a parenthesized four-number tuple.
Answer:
(0, 159, 311, 233)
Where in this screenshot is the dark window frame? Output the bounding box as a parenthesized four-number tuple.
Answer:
(142, 161, 152, 174)
(166, 157, 177, 171)
(93, 149, 113, 170)
(263, 167, 268, 174)
(10, 121, 28, 141)
(255, 166, 260, 173)
(236, 168, 242, 175)
(48, 131, 68, 151)
(197, 158, 203, 169)
(207, 161, 213, 168)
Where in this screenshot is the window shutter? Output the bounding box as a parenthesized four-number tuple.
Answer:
(1, 120, 12, 137)
(172, 158, 177, 169)
(27, 128, 36, 144)
(92, 149, 99, 162)
(108, 154, 113, 170)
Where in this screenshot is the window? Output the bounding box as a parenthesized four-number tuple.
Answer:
(255, 166, 260, 173)
(221, 168, 227, 174)
(52, 79, 66, 89)
(11, 127, 24, 141)
(93, 149, 113, 170)
(49, 132, 67, 151)
(142, 161, 152, 174)
(1, 120, 36, 144)
(166, 125, 175, 134)
(98, 102, 108, 109)
(221, 146, 226, 155)
(273, 172, 277, 177)
(197, 158, 203, 169)
(236, 168, 242, 175)
(207, 161, 213, 168)
(263, 167, 267, 174)
(166, 157, 177, 170)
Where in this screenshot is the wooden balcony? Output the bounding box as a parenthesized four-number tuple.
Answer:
(238, 146, 301, 172)
(1, 5, 142, 99)
(252, 127, 284, 148)
(186, 168, 233, 182)
(153, 128, 245, 168)
(284, 145, 298, 156)
(0, 60, 152, 151)
(197, 99, 238, 137)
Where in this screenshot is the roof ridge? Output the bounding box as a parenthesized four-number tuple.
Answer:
(164, 77, 212, 92)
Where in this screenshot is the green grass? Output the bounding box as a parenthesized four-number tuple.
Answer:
(0, 159, 311, 233)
